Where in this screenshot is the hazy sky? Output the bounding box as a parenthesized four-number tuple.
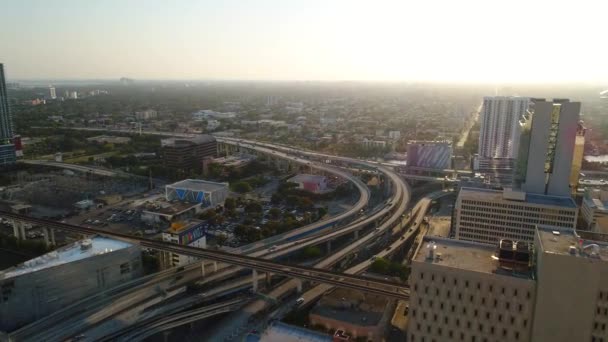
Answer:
(1, 0, 607, 82)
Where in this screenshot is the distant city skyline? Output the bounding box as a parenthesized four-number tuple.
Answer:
(1, 0, 607, 83)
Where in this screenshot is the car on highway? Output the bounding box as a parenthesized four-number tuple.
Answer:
(296, 297, 305, 305)
(268, 245, 277, 252)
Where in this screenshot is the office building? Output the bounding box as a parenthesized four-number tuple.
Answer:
(516, 98, 581, 196)
(160, 220, 206, 268)
(581, 188, 608, 232)
(0, 64, 15, 166)
(532, 228, 608, 341)
(409, 228, 608, 342)
(309, 287, 391, 341)
(406, 141, 453, 170)
(86, 135, 132, 144)
(165, 179, 229, 207)
(408, 237, 536, 342)
(0, 236, 142, 331)
(48, 85, 56, 99)
(161, 135, 217, 172)
(478, 96, 529, 159)
(570, 121, 586, 193)
(135, 109, 157, 121)
(453, 187, 577, 244)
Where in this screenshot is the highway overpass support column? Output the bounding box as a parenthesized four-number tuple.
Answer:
(12, 221, 24, 240)
(326, 240, 331, 253)
(354, 230, 359, 240)
(296, 279, 303, 293)
(213, 261, 218, 273)
(252, 270, 259, 292)
(201, 261, 206, 277)
(266, 272, 272, 286)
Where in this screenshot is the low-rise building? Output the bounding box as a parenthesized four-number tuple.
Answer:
(141, 200, 204, 224)
(581, 188, 608, 232)
(86, 135, 132, 145)
(309, 287, 391, 341)
(361, 138, 387, 149)
(165, 179, 229, 207)
(160, 220, 206, 268)
(135, 109, 157, 121)
(453, 187, 577, 244)
(0, 236, 142, 331)
(288, 174, 328, 194)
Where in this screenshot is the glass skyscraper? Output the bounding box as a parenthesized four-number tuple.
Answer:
(0, 63, 16, 166)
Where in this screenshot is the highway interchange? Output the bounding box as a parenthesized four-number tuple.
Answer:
(2, 136, 450, 342)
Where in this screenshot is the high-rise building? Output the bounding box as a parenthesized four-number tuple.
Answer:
(570, 121, 586, 193)
(48, 85, 56, 99)
(408, 236, 536, 342)
(0, 63, 16, 166)
(478, 96, 529, 159)
(453, 187, 577, 244)
(531, 228, 608, 341)
(408, 227, 608, 342)
(516, 98, 581, 196)
(161, 135, 217, 173)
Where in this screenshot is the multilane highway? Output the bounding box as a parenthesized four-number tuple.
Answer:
(5, 138, 411, 341)
(5, 139, 403, 341)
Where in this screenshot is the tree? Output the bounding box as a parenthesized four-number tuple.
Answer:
(268, 207, 282, 219)
(224, 197, 236, 210)
(302, 245, 321, 258)
(215, 233, 228, 247)
(299, 197, 314, 209)
(371, 258, 390, 274)
(232, 181, 252, 194)
(286, 195, 300, 207)
(317, 207, 328, 218)
(245, 201, 263, 213)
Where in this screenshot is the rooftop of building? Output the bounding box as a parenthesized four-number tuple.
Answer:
(584, 197, 608, 212)
(167, 179, 229, 192)
(310, 287, 388, 326)
(407, 140, 452, 146)
(257, 322, 331, 342)
(0, 236, 132, 280)
(161, 134, 216, 146)
(141, 199, 201, 216)
(413, 236, 534, 279)
(459, 187, 577, 208)
(166, 219, 204, 234)
(537, 227, 608, 262)
(288, 174, 327, 183)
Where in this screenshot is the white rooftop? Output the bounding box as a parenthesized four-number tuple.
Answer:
(167, 179, 229, 192)
(0, 236, 132, 279)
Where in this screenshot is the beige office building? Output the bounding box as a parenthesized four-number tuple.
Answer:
(408, 237, 536, 342)
(454, 187, 577, 244)
(409, 228, 608, 342)
(581, 188, 608, 233)
(532, 227, 608, 341)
